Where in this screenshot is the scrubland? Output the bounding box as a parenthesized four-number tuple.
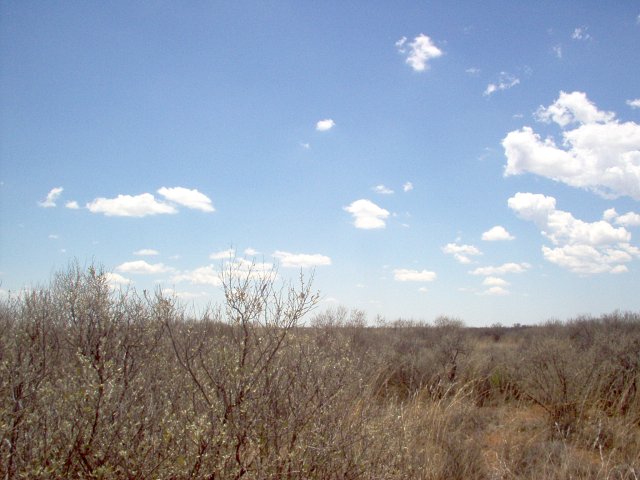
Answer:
(1, 263, 639, 479)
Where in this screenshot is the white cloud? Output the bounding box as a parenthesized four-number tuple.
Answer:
(115, 260, 173, 275)
(105, 272, 132, 288)
(157, 187, 214, 212)
(172, 265, 222, 287)
(403, 182, 414, 192)
(552, 45, 562, 59)
(134, 249, 159, 256)
(535, 91, 614, 127)
(393, 268, 437, 282)
(627, 99, 640, 109)
(300, 142, 311, 149)
(482, 277, 510, 287)
(87, 193, 177, 217)
(508, 192, 639, 274)
(482, 225, 515, 241)
(372, 184, 394, 195)
(615, 211, 640, 227)
(344, 199, 390, 229)
(484, 72, 520, 96)
(397, 34, 443, 72)
(442, 243, 482, 264)
(470, 262, 531, 276)
(38, 187, 63, 208)
(316, 119, 335, 131)
(48, 234, 59, 239)
(210, 248, 235, 260)
(572, 26, 591, 41)
(465, 67, 480, 75)
(603, 208, 640, 227)
(65, 200, 79, 209)
(244, 247, 260, 256)
(272, 251, 332, 268)
(509, 193, 630, 246)
(483, 286, 510, 296)
(503, 91, 640, 200)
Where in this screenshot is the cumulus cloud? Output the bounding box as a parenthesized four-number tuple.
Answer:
(38, 187, 63, 208)
(244, 247, 260, 256)
(509, 193, 630, 246)
(316, 119, 335, 131)
(484, 72, 520, 96)
(442, 243, 482, 264)
(503, 91, 640, 200)
(134, 249, 159, 256)
(396, 34, 443, 71)
(372, 184, 394, 195)
(65, 200, 80, 209)
(344, 199, 390, 229)
(482, 277, 510, 287)
(172, 265, 222, 286)
(508, 192, 639, 274)
(105, 272, 132, 287)
(403, 182, 414, 192)
(627, 99, 640, 109)
(482, 226, 515, 241)
(534, 91, 614, 126)
(210, 249, 236, 260)
(603, 208, 640, 227)
(393, 268, 437, 282)
(116, 260, 173, 275)
(157, 187, 214, 212)
(87, 193, 177, 217)
(470, 262, 531, 276)
(272, 251, 332, 268)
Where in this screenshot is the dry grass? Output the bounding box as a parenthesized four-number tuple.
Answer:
(1, 263, 639, 478)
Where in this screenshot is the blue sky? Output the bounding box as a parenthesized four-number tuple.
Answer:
(1, 1, 639, 326)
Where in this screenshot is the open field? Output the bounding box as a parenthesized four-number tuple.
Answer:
(1, 264, 639, 479)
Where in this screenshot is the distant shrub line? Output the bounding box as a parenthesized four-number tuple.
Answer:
(1, 263, 639, 479)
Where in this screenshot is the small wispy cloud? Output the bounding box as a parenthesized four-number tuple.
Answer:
(484, 72, 520, 96)
(65, 200, 80, 209)
(403, 182, 414, 192)
(316, 119, 335, 131)
(396, 34, 443, 72)
(465, 67, 480, 76)
(134, 249, 159, 256)
(571, 26, 591, 41)
(38, 187, 63, 208)
(627, 99, 640, 109)
(372, 184, 394, 195)
(210, 248, 235, 260)
(552, 45, 562, 59)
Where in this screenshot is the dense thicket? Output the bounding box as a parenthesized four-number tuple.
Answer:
(1, 264, 639, 479)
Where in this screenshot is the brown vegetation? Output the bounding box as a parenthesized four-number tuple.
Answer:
(1, 263, 639, 478)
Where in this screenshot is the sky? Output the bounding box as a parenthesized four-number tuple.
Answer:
(1, 1, 639, 326)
